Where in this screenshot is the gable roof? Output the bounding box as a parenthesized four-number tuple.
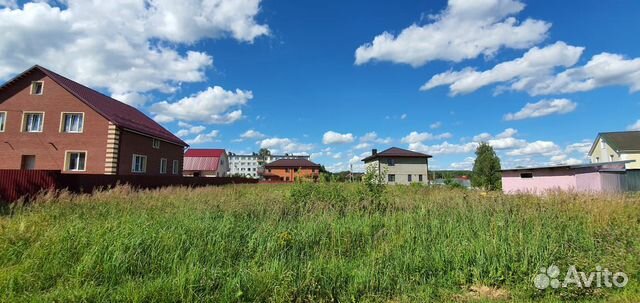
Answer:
(185, 149, 226, 158)
(265, 159, 320, 168)
(589, 131, 640, 155)
(362, 147, 432, 162)
(0, 65, 187, 147)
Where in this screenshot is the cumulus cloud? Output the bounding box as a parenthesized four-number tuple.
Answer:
(176, 125, 206, 137)
(409, 141, 478, 155)
(430, 121, 442, 129)
(628, 120, 640, 131)
(323, 131, 355, 145)
(259, 137, 313, 154)
(150, 86, 251, 123)
(504, 98, 577, 121)
(239, 129, 266, 140)
(506, 140, 560, 156)
(185, 130, 220, 145)
(565, 141, 592, 155)
(353, 142, 372, 150)
(360, 132, 392, 144)
(355, 0, 549, 67)
(449, 157, 475, 170)
(401, 131, 452, 144)
(422, 42, 584, 94)
(0, 0, 268, 106)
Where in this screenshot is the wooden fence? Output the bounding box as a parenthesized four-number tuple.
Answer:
(0, 170, 258, 203)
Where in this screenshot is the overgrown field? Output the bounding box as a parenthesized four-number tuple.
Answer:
(0, 183, 638, 302)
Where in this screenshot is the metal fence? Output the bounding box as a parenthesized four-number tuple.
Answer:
(626, 170, 640, 192)
(0, 170, 258, 203)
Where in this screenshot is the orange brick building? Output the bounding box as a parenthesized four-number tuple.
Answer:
(262, 159, 320, 182)
(0, 65, 187, 175)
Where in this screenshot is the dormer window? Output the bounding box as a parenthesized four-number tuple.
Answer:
(31, 81, 44, 95)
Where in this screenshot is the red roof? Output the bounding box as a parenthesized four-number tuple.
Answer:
(362, 147, 432, 162)
(0, 65, 187, 147)
(183, 156, 220, 172)
(265, 159, 320, 168)
(184, 149, 226, 157)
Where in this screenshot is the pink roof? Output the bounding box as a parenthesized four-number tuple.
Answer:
(184, 149, 225, 157)
(183, 156, 220, 172)
(0, 65, 187, 147)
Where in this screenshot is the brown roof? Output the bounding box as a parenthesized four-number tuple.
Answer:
(264, 159, 320, 168)
(590, 131, 640, 154)
(0, 65, 187, 147)
(362, 147, 432, 162)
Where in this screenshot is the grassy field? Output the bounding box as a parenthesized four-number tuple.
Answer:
(0, 183, 638, 302)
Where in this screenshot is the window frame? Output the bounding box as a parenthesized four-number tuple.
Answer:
(64, 150, 87, 172)
(21, 111, 45, 133)
(30, 81, 44, 95)
(520, 172, 534, 179)
(387, 158, 395, 166)
(418, 174, 423, 182)
(0, 111, 6, 132)
(408, 174, 412, 182)
(172, 160, 179, 175)
(388, 174, 395, 182)
(60, 112, 85, 133)
(152, 138, 161, 149)
(160, 158, 168, 174)
(131, 154, 147, 173)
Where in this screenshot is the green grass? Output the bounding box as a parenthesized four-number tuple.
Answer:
(0, 183, 638, 302)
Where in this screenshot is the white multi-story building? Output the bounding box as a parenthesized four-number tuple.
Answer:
(228, 153, 310, 178)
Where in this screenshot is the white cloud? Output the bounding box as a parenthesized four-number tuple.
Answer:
(259, 137, 314, 154)
(409, 141, 478, 155)
(239, 129, 266, 140)
(470, 128, 525, 150)
(565, 141, 592, 155)
(151, 86, 251, 123)
(360, 132, 392, 144)
(353, 142, 372, 150)
(176, 125, 206, 137)
(323, 131, 355, 145)
(185, 130, 220, 145)
(355, 0, 549, 67)
(422, 42, 584, 94)
(504, 98, 577, 121)
(430, 121, 442, 129)
(506, 140, 560, 156)
(449, 157, 475, 170)
(495, 128, 518, 139)
(0, 0, 268, 106)
(528, 53, 640, 95)
(628, 120, 640, 131)
(400, 113, 407, 120)
(401, 131, 452, 144)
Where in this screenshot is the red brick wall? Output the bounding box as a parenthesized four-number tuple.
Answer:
(0, 70, 110, 174)
(117, 130, 184, 176)
(265, 167, 319, 181)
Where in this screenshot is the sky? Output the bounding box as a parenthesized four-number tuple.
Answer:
(2, 0, 640, 172)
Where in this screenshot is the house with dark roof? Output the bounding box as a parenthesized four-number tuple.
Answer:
(589, 131, 640, 170)
(362, 147, 432, 185)
(261, 159, 320, 182)
(183, 149, 229, 177)
(0, 65, 187, 175)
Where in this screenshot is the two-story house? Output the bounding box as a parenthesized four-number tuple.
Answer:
(362, 147, 432, 185)
(0, 65, 188, 175)
(261, 159, 320, 182)
(589, 131, 640, 170)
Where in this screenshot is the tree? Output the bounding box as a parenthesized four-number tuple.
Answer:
(472, 142, 502, 190)
(258, 148, 271, 164)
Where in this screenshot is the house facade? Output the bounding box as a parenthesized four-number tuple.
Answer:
(362, 147, 431, 185)
(0, 65, 187, 175)
(589, 131, 640, 170)
(183, 149, 229, 177)
(261, 159, 320, 182)
(502, 161, 632, 194)
(228, 152, 310, 178)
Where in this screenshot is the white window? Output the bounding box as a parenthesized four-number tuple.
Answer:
(152, 138, 160, 149)
(172, 160, 179, 174)
(132, 154, 147, 173)
(0, 112, 5, 132)
(31, 81, 44, 95)
(65, 151, 86, 171)
(601, 141, 606, 149)
(61, 113, 84, 133)
(23, 112, 44, 132)
(160, 158, 167, 174)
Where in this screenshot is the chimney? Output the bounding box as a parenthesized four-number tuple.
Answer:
(372, 149, 377, 155)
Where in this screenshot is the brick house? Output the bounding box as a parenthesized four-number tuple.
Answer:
(261, 159, 321, 182)
(362, 147, 431, 185)
(0, 65, 188, 175)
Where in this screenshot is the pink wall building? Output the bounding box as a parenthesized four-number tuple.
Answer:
(502, 161, 633, 194)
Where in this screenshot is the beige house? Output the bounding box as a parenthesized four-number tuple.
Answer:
(362, 147, 431, 185)
(589, 131, 640, 170)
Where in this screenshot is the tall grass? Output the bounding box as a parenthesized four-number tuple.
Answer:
(0, 184, 638, 302)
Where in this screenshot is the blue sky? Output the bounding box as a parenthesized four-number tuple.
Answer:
(2, 0, 640, 171)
